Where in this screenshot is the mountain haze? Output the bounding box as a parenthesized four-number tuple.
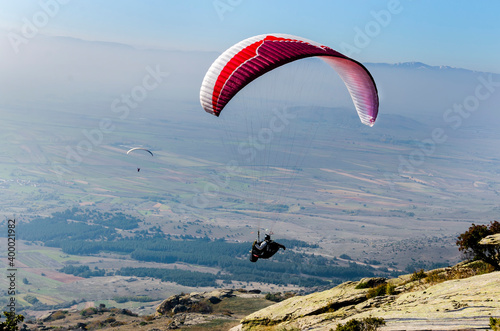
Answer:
(1, 34, 500, 318)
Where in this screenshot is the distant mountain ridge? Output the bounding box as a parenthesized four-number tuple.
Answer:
(13, 32, 497, 74)
(370, 61, 435, 69)
(366, 61, 492, 74)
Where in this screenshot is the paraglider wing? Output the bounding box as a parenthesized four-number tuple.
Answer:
(200, 33, 379, 126)
(126, 148, 154, 157)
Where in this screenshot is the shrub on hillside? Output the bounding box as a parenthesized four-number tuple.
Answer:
(80, 307, 98, 317)
(456, 221, 500, 270)
(334, 316, 385, 331)
(23, 295, 39, 305)
(490, 317, 500, 331)
(366, 284, 387, 299)
(265, 292, 296, 302)
(356, 279, 395, 297)
(410, 269, 427, 282)
(190, 301, 213, 314)
(385, 283, 396, 295)
(45, 310, 67, 321)
(0, 311, 24, 331)
(355, 281, 369, 289)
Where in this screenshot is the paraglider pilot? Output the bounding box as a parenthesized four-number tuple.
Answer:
(250, 233, 286, 262)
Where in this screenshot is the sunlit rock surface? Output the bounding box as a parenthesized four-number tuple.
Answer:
(236, 270, 500, 330)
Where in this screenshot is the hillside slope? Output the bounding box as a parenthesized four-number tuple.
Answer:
(23, 263, 500, 330)
(236, 264, 500, 330)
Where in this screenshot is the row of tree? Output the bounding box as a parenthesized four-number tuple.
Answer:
(50, 236, 388, 287)
(2, 207, 144, 243)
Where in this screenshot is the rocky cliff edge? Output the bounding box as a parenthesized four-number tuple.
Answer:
(234, 263, 500, 330)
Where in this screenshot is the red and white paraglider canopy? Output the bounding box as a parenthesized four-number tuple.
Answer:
(200, 33, 379, 126)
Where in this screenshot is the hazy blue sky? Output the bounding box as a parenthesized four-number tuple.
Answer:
(0, 0, 499, 73)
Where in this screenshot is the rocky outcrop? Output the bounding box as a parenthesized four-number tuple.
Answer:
(165, 312, 234, 330)
(480, 233, 500, 245)
(237, 269, 500, 330)
(240, 281, 372, 329)
(156, 289, 235, 316)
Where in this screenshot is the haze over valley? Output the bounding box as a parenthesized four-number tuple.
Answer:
(0, 8, 499, 319)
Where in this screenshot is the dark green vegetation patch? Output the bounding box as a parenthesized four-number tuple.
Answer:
(7, 208, 399, 288)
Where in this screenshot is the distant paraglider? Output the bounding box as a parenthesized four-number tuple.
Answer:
(126, 148, 153, 172)
(126, 148, 154, 157)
